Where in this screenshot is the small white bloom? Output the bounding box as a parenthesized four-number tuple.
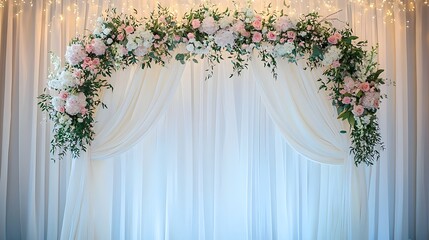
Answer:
(103, 28, 111, 35)
(186, 44, 195, 52)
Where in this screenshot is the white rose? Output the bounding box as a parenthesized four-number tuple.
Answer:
(103, 28, 111, 35)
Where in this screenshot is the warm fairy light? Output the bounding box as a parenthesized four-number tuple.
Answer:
(1, 0, 428, 29)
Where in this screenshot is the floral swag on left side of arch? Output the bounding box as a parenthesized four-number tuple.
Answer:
(38, 4, 386, 166)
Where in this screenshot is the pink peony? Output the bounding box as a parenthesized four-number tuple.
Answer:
(343, 76, 355, 91)
(252, 32, 263, 43)
(117, 33, 124, 41)
(252, 19, 262, 30)
(233, 20, 245, 34)
(125, 26, 134, 34)
(360, 92, 380, 109)
(359, 82, 370, 92)
(200, 16, 218, 35)
(352, 105, 365, 117)
(342, 96, 351, 104)
(91, 38, 107, 56)
(267, 31, 277, 41)
(191, 19, 201, 29)
(274, 16, 292, 32)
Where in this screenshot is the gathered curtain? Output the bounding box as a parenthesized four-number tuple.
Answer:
(1, 0, 428, 239)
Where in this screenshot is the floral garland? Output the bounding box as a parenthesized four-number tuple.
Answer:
(38, 5, 386, 165)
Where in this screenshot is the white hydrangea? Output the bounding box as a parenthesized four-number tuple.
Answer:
(321, 46, 342, 66)
(219, 16, 234, 29)
(274, 42, 295, 57)
(65, 43, 87, 66)
(51, 96, 65, 111)
(214, 29, 236, 47)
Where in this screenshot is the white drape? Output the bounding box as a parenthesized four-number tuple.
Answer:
(1, 0, 428, 239)
(60, 62, 185, 239)
(252, 58, 348, 164)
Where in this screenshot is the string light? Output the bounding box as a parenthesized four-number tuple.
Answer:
(0, 0, 427, 29)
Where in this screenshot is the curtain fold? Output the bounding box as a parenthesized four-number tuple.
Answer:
(59, 60, 185, 239)
(0, 0, 428, 239)
(252, 58, 349, 164)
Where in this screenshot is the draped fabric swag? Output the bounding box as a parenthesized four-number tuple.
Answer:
(0, 0, 428, 239)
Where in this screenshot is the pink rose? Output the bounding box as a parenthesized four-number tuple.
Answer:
(117, 33, 124, 41)
(187, 32, 195, 39)
(332, 60, 340, 68)
(233, 20, 245, 34)
(252, 19, 262, 30)
(154, 34, 160, 40)
(287, 31, 296, 40)
(279, 38, 285, 43)
(92, 58, 100, 65)
(339, 89, 347, 95)
(174, 35, 181, 41)
(191, 19, 201, 29)
(241, 31, 250, 38)
(342, 96, 351, 104)
(85, 44, 94, 53)
(359, 82, 370, 92)
(252, 32, 263, 43)
(59, 91, 69, 100)
(352, 105, 365, 117)
(328, 35, 338, 44)
(334, 32, 342, 40)
(267, 31, 277, 41)
(80, 107, 88, 115)
(58, 106, 65, 113)
(125, 26, 134, 34)
(307, 25, 313, 30)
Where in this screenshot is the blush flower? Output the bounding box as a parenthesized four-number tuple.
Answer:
(191, 19, 201, 29)
(65, 43, 87, 66)
(267, 31, 277, 41)
(125, 26, 134, 34)
(342, 96, 351, 104)
(200, 16, 218, 35)
(352, 105, 365, 117)
(252, 19, 262, 30)
(359, 82, 370, 92)
(252, 32, 263, 43)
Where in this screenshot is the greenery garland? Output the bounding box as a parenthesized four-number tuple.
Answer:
(38, 4, 386, 165)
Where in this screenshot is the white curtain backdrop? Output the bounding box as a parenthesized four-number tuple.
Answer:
(1, 0, 428, 239)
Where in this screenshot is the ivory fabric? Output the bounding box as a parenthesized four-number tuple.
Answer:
(0, 0, 428, 239)
(252, 58, 349, 164)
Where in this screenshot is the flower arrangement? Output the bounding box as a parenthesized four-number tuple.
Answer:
(38, 4, 386, 165)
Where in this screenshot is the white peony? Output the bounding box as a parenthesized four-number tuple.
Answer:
(322, 46, 342, 66)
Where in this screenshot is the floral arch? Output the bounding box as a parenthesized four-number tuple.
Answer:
(38, 4, 386, 166)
